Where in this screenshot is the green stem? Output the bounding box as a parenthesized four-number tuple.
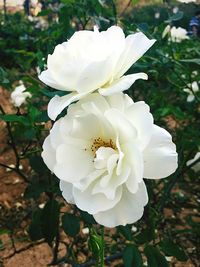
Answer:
(100, 226, 104, 267)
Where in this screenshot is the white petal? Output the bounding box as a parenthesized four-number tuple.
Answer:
(41, 135, 56, 172)
(39, 69, 66, 90)
(98, 73, 148, 96)
(93, 181, 148, 227)
(114, 32, 156, 79)
(73, 184, 122, 214)
(106, 93, 133, 112)
(125, 101, 154, 150)
(105, 108, 137, 143)
(47, 92, 88, 120)
(60, 180, 75, 204)
(143, 125, 178, 179)
(122, 142, 144, 193)
(54, 144, 94, 182)
(187, 94, 195, 102)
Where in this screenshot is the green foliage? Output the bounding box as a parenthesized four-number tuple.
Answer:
(62, 213, 80, 237)
(159, 238, 188, 261)
(123, 244, 143, 267)
(144, 245, 169, 267)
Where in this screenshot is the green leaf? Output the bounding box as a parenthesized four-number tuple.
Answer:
(135, 227, 155, 244)
(144, 245, 169, 267)
(160, 239, 188, 261)
(29, 209, 44, 241)
(118, 225, 133, 241)
(123, 245, 143, 267)
(88, 228, 103, 264)
(180, 58, 200, 65)
(62, 213, 80, 237)
(24, 178, 49, 199)
(0, 114, 29, 125)
(80, 210, 96, 225)
(167, 11, 183, 22)
(41, 199, 60, 244)
(29, 156, 46, 175)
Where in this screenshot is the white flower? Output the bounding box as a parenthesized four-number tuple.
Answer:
(39, 26, 155, 120)
(169, 26, 189, 42)
(42, 93, 178, 227)
(187, 152, 200, 172)
(177, 0, 196, 3)
(155, 12, 160, 19)
(183, 81, 199, 102)
(173, 7, 179, 13)
(11, 82, 32, 107)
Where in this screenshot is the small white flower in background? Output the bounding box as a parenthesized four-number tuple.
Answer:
(186, 152, 200, 172)
(177, 0, 196, 3)
(131, 226, 137, 232)
(11, 82, 32, 107)
(173, 7, 179, 14)
(155, 12, 160, 19)
(170, 26, 189, 42)
(42, 93, 178, 227)
(191, 71, 198, 78)
(82, 227, 89, 234)
(39, 26, 155, 120)
(183, 81, 199, 102)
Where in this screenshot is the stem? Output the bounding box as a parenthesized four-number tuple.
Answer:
(100, 226, 104, 267)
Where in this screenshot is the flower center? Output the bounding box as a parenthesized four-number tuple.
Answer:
(91, 137, 116, 154)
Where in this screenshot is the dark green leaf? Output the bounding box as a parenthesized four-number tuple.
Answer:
(80, 210, 96, 225)
(123, 244, 143, 267)
(62, 213, 80, 237)
(180, 58, 200, 65)
(29, 209, 44, 241)
(0, 114, 29, 125)
(118, 225, 133, 241)
(41, 199, 60, 244)
(144, 245, 169, 267)
(160, 239, 188, 261)
(29, 156, 46, 175)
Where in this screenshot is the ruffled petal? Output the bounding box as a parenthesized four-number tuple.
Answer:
(93, 181, 148, 227)
(114, 32, 156, 79)
(143, 125, 178, 179)
(54, 144, 94, 182)
(48, 92, 88, 120)
(41, 135, 56, 172)
(73, 184, 122, 214)
(60, 180, 75, 204)
(98, 73, 148, 96)
(39, 69, 66, 90)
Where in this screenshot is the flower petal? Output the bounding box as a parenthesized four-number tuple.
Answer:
(143, 125, 178, 179)
(73, 184, 122, 214)
(125, 101, 154, 150)
(41, 135, 56, 172)
(93, 181, 148, 227)
(48, 92, 88, 120)
(114, 32, 156, 79)
(60, 180, 75, 204)
(98, 73, 148, 96)
(39, 69, 66, 90)
(54, 144, 94, 182)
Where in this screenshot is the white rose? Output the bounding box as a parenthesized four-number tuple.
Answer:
(186, 152, 200, 172)
(183, 81, 199, 102)
(169, 26, 189, 43)
(11, 82, 32, 107)
(39, 26, 155, 120)
(42, 93, 178, 227)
